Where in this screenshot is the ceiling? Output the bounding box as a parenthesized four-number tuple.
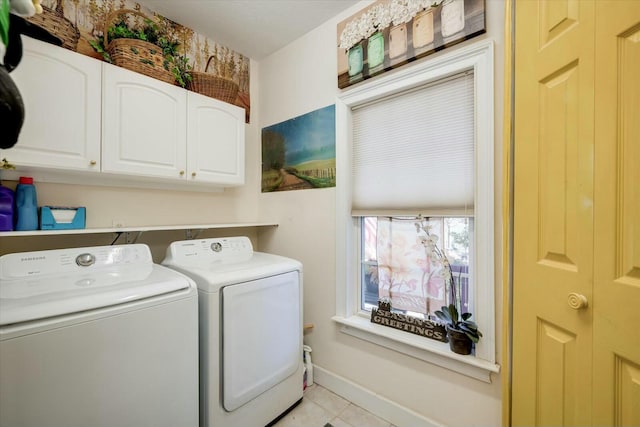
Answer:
(139, 0, 360, 59)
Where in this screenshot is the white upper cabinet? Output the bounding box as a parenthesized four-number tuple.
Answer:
(1, 39, 245, 191)
(102, 63, 187, 180)
(1, 37, 101, 171)
(187, 91, 245, 186)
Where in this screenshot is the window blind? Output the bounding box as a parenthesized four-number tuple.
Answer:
(351, 71, 475, 214)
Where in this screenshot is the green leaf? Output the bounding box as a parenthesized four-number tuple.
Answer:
(448, 304, 459, 322)
(458, 323, 476, 334)
(463, 320, 478, 329)
(461, 312, 472, 320)
(434, 310, 451, 324)
(465, 332, 480, 343)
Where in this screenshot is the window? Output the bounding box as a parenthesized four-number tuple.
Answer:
(360, 216, 472, 318)
(351, 68, 475, 324)
(334, 40, 497, 379)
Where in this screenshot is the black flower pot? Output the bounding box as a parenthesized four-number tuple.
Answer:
(446, 326, 473, 355)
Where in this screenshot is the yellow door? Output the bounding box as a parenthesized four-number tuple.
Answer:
(512, 0, 595, 424)
(512, 1, 640, 425)
(592, 1, 640, 425)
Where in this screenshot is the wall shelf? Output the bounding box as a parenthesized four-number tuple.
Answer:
(0, 222, 278, 238)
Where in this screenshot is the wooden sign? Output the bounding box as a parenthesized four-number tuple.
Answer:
(371, 306, 448, 343)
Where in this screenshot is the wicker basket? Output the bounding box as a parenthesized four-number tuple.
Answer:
(187, 56, 239, 104)
(27, 5, 80, 50)
(104, 9, 175, 85)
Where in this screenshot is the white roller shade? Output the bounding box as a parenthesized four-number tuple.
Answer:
(352, 72, 475, 213)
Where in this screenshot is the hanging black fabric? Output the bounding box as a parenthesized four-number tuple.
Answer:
(0, 13, 60, 149)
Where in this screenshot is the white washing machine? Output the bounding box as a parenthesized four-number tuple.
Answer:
(0, 244, 199, 427)
(162, 236, 303, 427)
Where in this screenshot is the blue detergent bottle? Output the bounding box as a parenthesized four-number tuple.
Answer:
(15, 176, 38, 231)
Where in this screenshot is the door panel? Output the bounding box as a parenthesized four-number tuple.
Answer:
(614, 357, 640, 426)
(592, 1, 640, 425)
(538, 61, 580, 270)
(512, 0, 594, 425)
(538, 0, 579, 47)
(536, 320, 578, 426)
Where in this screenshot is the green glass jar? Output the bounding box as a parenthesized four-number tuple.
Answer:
(367, 31, 385, 70)
(347, 43, 363, 76)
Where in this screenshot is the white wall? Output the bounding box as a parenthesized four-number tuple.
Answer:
(256, 1, 505, 426)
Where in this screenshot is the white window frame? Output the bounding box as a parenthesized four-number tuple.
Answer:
(333, 40, 499, 382)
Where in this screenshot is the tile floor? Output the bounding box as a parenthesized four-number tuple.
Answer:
(273, 384, 396, 427)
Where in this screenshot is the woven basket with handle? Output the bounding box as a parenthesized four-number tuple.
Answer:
(27, 5, 80, 50)
(104, 9, 175, 85)
(187, 55, 239, 104)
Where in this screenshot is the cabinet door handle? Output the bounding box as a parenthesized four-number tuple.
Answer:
(89, 160, 97, 166)
(179, 170, 185, 176)
(191, 172, 197, 177)
(567, 293, 588, 310)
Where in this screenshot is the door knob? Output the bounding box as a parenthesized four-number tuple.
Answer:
(179, 170, 185, 176)
(567, 293, 588, 310)
(89, 160, 96, 166)
(191, 172, 196, 177)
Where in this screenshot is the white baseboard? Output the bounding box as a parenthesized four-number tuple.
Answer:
(313, 365, 444, 427)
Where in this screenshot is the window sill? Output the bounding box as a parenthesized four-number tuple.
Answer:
(332, 314, 500, 383)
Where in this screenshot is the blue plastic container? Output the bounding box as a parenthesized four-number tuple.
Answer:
(15, 176, 38, 231)
(0, 184, 14, 231)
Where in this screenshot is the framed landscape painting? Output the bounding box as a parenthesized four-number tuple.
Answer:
(337, 0, 485, 89)
(261, 105, 336, 193)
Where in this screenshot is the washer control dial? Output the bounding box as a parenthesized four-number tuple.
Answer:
(75, 253, 95, 267)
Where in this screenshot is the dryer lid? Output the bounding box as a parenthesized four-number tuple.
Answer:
(0, 245, 192, 326)
(162, 237, 302, 292)
(163, 251, 301, 293)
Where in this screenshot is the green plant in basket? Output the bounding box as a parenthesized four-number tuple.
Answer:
(168, 55, 192, 88)
(90, 14, 190, 86)
(88, 35, 111, 63)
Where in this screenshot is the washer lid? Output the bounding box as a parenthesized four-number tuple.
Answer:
(0, 245, 192, 326)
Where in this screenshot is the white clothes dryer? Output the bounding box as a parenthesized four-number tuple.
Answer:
(0, 244, 199, 427)
(162, 236, 303, 427)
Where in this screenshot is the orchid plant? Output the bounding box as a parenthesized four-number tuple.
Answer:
(414, 215, 459, 316)
(414, 215, 483, 346)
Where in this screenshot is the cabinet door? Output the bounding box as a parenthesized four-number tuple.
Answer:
(102, 63, 187, 179)
(0, 37, 101, 171)
(186, 92, 245, 186)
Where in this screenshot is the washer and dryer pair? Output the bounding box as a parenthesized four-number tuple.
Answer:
(0, 236, 303, 427)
